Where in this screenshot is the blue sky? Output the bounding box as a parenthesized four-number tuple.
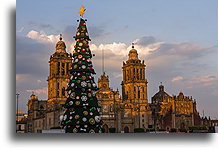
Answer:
(16, 0, 217, 118)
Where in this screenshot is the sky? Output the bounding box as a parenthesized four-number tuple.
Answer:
(16, 0, 217, 119)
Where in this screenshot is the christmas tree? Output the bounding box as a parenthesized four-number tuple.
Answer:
(61, 7, 102, 133)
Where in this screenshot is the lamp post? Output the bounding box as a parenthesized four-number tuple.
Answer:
(16, 93, 19, 132)
(16, 93, 19, 121)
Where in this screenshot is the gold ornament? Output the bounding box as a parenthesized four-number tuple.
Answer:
(82, 76, 86, 80)
(75, 115, 80, 119)
(89, 118, 95, 125)
(83, 111, 88, 116)
(73, 128, 78, 133)
(75, 101, 80, 105)
(89, 129, 95, 133)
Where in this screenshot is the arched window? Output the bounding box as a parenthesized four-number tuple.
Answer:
(57, 62, 60, 75)
(62, 87, 65, 96)
(103, 124, 109, 133)
(57, 82, 59, 97)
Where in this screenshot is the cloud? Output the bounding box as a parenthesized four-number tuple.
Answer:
(134, 36, 157, 46)
(171, 76, 183, 82)
(27, 30, 59, 44)
(16, 74, 31, 83)
(188, 75, 217, 87)
(26, 87, 47, 95)
(17, 27, 24, 33)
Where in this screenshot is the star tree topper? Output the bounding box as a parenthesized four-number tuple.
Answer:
(79, 6, 86, 17)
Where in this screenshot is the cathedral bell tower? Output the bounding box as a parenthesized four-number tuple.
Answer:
(47, 35, 72, 109)
(121, 43, 148, 103)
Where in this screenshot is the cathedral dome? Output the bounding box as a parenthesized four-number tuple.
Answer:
(128, 44, 139, 60)
(152, 84, 171, 103)
(129, 48, 137, 53)
(56, 34, 66, 53)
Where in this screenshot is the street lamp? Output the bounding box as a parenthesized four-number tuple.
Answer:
(16, 93, 20, 120)
(16, 93, 19, 132)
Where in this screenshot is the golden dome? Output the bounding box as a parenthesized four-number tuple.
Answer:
(128, 45, 138, 60)
(129, 48, 137, 53)
(56, 34, 66, 53)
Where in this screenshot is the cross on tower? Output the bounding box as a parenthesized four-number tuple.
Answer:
(132, 42, 135, 48)
(59, 34, 62, 41)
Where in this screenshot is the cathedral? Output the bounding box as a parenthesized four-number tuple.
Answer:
(26, 36, 209, 133)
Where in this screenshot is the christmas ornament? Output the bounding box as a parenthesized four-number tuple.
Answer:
(89, 118, 95, 125)
(75, 115, 80, 119)
(59, 115, 63, 121)
(73, 128, 78, 133)
(70, 92, 75, 98)
(83, 111, 88, 116)
(81, 81, 87, 87)
(81, 76, 86, 80)
(71, 83, 74, 87)
(87, 83, 91, 87)
(89, 129, 95, 133)
(75, 101, 80, 105)
(95, 116, 101, 123)
(81, 96, 87, 101)
(88, 93, 92, 97)
(82, 117, 87, 122)
(69, 101, 73, 105)
(63, 115, 67, 120)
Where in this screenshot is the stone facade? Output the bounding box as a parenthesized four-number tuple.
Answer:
(96, 45, 152, 133)
(150, 84, 202, 131)
(27, 36, 72, 133)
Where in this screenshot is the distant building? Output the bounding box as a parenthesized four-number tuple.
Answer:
(150, 84, 202, 131)
(16, 110, 28, 133)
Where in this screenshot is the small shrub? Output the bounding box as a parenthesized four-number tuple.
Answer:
(109, 128, 116, 133)
(134, 128, 145, 133)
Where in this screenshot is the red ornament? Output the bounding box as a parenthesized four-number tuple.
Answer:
(82, 23, 86, 25)
(78, 55, 82, 59)
(68, 126, 71, 128)
(74, 45, 77, 48)
(82, 48, 86, 52)
(90, 67, 93, 70)
(86, 44, 89, 47)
